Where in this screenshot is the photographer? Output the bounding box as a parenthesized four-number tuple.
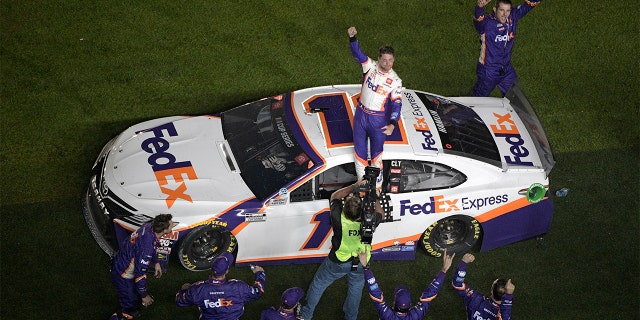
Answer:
(300, 178, 384, 320)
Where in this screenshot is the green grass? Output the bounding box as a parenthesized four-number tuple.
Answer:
(1, 0, 638, 319)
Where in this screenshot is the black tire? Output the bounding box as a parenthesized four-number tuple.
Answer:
(420, 215, 481, 257)
(82, 186, 117, 257)
(177, 224, 237, 271)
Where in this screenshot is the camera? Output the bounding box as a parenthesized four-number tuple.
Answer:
(359, 166, 380, 244)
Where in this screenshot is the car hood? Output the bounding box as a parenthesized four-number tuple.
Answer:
(106, 116, 255, 205)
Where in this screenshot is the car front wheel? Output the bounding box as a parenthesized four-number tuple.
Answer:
(177, 224, 237, 271)
(420, 215, 481, 257)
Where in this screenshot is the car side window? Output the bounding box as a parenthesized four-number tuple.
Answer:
(387, 160, 466, 193)
(290, 163, 358, 202)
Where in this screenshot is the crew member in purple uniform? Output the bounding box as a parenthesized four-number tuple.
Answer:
(348, 26, 403, 191)
(176, 252, 266, 320)
(109, 214, 174, 320)
(471, 0, 542, 96)
(357, 248, 454, 320)
(452, 253, 515, 320)
(260, 287, 305, 320)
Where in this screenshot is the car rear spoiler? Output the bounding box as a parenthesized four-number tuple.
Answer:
(506, 85, 556, 178)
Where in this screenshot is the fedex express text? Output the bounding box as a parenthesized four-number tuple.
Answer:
(399, 194, 508, 216)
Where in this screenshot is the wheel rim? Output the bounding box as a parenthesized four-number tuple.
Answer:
(189, 229, 225, 262)
(433, 218, 467, 246)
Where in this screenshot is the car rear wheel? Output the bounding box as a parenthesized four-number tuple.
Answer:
(177, 224, 237, 271)
(420, 215, 481, 257)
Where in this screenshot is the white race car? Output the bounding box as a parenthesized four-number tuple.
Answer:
(83, 84, 555, 271)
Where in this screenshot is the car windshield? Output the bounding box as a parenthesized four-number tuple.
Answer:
(415, 92, 501, 165)
(222, 95, 312, 200)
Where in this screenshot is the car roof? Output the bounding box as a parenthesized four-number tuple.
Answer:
(287, 84, 550, 174)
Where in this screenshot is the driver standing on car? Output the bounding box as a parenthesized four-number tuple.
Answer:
(109, 214, 174, 320)
(348, 26, 403, 192)
(300, 180, 384, 320)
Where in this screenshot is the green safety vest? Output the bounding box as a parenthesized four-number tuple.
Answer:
(334, 212, 372, 262)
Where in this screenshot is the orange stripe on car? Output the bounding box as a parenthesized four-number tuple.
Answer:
(475, 197, 537, 223)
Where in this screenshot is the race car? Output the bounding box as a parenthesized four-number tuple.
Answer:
(82, 84, 555, 271)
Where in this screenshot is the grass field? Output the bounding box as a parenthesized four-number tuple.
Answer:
(1, 1, 638, 319)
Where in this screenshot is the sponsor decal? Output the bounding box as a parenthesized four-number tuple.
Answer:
(414, 117, 438, 151)
(428, 109, 447, 133)
(399, 196, 460, 216)
(461, 194, 508, 210)
(294, 153, 310, 165)
(489, 112, 534, 166)
(159, 238, 172, 247)
(188, 219, 228, 230)
(275, 117, 295, 148)
(473, 310, 496, 320)
(495, 34, 509, 42)
(141, 122, 198, 208)
(405, 92, 438, 151)
(380, 245, 414, 253)
(204, 298, 233, 308)
(269, 198, 287, 206)
(244, 213, 266, 222)
(366, 76, 389, 95)
(401, 194, 508, 216)
(162, 231, 180, 241)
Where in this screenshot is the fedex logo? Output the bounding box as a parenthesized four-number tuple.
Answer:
(399, 196, 460, 216)
(489, 112, 534, 166)
(472, 311, 489, 320)
(204, 298, 233, 308)
(366, 77, 388, 95)
(413, 117, 438, 151)
(142, 123, 198, 208)
(494, 34, 509, 43)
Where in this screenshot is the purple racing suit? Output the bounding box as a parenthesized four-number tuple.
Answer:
(452, 261, 513, 320)
(176, 271, 266, 320)
(260, 306, 304, 320)
(349, 37, 403, 187)
(471, 0, 541, 96)
(363, 268, 446, 320)
(110, 222, 160, 318)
